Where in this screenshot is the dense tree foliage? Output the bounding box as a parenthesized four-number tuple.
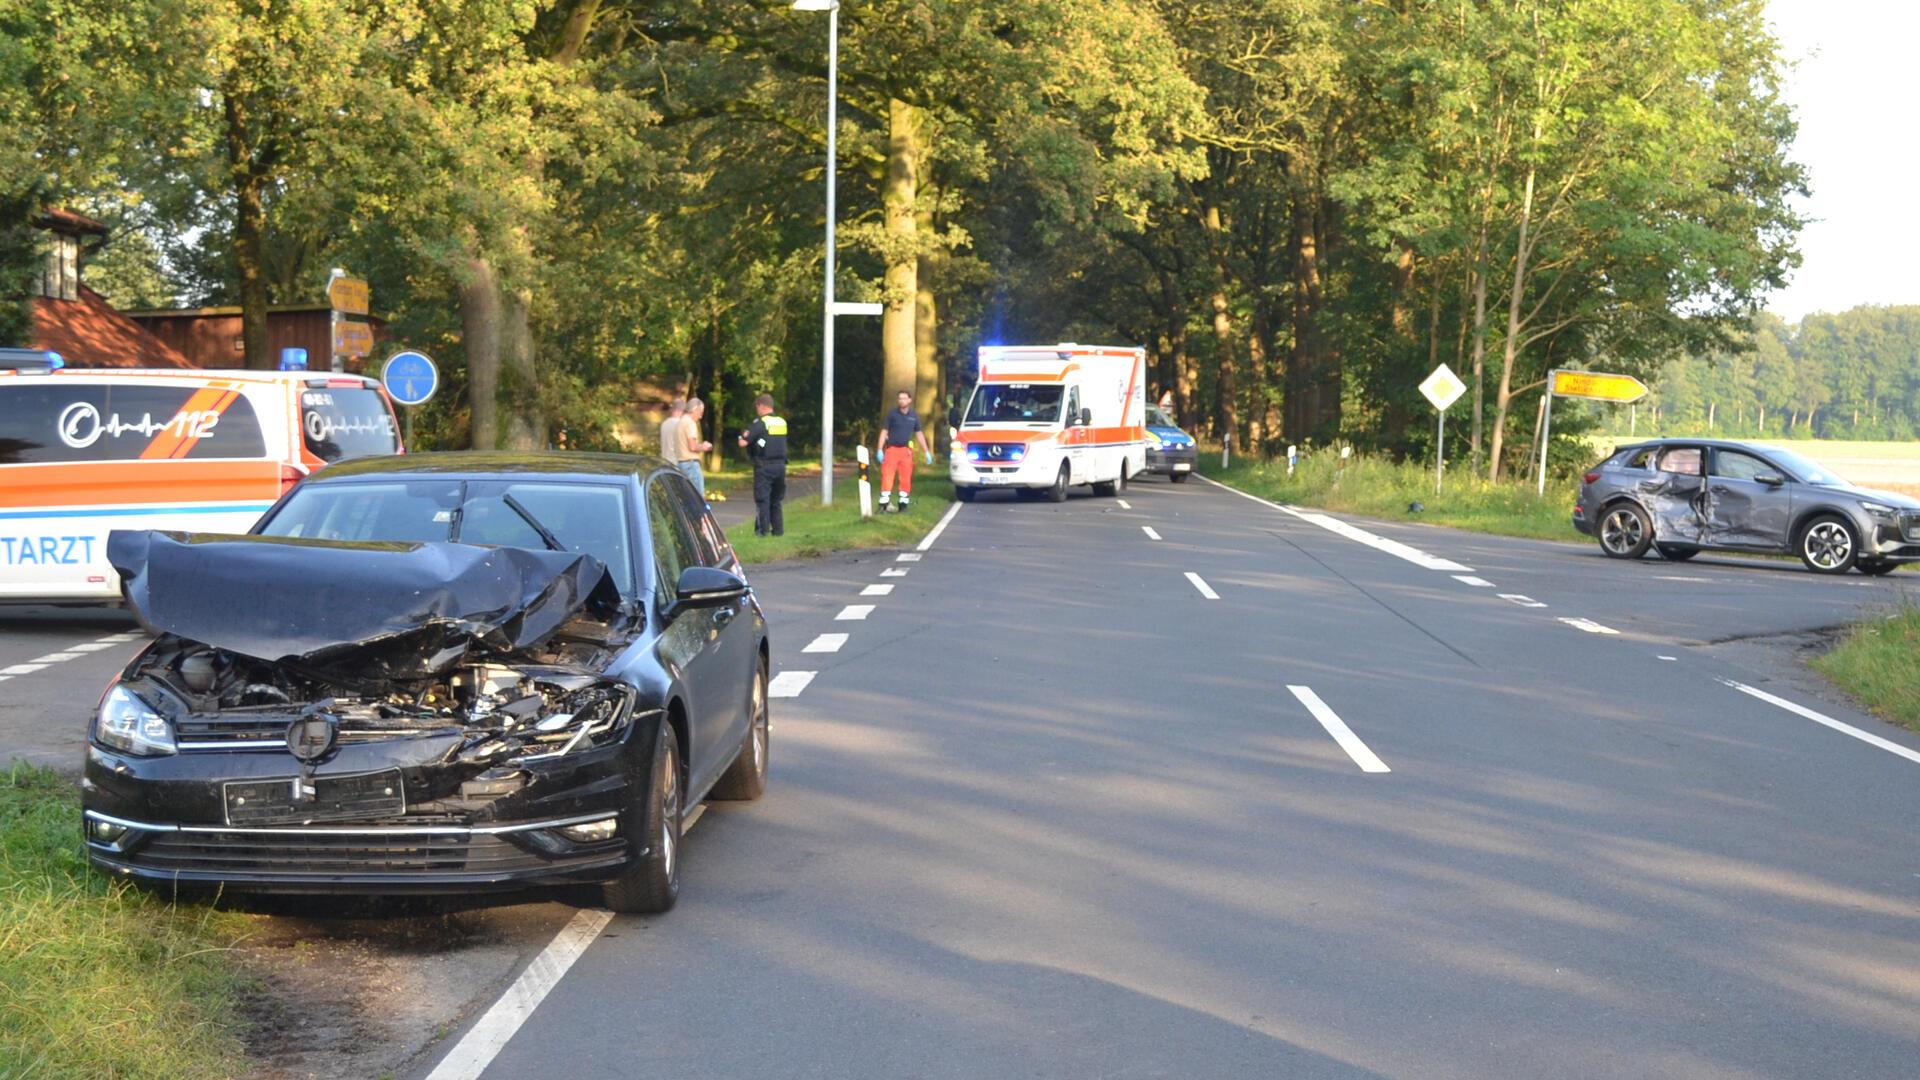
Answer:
(3, 0, 1810, 474)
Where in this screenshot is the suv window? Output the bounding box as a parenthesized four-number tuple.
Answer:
(0, 383, 266, 464)
(646, 475, 703, 607)
(1621, 447, 1657, 470)
(1711, 450, 1777, 482)
(1655, 446, 1702, 475)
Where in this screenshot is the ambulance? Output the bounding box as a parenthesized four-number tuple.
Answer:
(0, 363, 403, 604)
(949, 344, 1148, 502)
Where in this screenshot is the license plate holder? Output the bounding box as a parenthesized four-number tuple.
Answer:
(223, 769, 406, 826)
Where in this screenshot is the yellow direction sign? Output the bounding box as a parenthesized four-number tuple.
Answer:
(333, 319, 374, 357)
(328, 275, 370, 316)
(1551, 370, 1647, 403)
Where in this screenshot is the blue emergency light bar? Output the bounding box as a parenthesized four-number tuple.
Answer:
(0, 348, 64, 372)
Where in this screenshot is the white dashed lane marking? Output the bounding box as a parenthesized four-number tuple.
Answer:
(1559, 617, 1620, 635)
(1142, 526, 1163, 541)
(896, 553, 922, 562)
(860, 584, 894, 597)
(0, 664, 45, 676)
(1499, 594, 1547, 608)
(1452, 575, 1494, 588)
(803, 634, 848, 654)
(1184, 572, 1220, 600)
(33, 652, 82, 663)
(1117, 499, 1132, 509)
(836, 605, 874, 621)
(769, 671, 817, 698)
(1288, 686, 1391, 774)
(881, 568, 908, 577)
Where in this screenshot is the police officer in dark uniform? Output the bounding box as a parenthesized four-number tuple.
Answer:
(738, 394, 788, 536)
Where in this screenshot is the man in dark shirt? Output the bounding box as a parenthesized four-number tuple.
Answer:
(737, 394, 788, 536)
(877, 390, 933, 513)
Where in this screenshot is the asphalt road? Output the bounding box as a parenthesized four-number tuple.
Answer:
(438, 476, 1918, 1080)
(5, 478, 1918, 1078)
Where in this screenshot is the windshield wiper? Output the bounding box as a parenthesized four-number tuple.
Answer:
(501, 494, 566, 552)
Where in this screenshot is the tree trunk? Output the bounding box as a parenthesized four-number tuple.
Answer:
(461, 253, 501, 450)
(1202, 203, 1238, 453)
(501, 285, 541, 450)
(1467, 228, 1490, 470)
(1285, 168, 1325, 444)
(1487, 146, 1541, 482)
(914, 212, 941, 425)
(224, 84, 272, 371)
(880, 98, 920, 425)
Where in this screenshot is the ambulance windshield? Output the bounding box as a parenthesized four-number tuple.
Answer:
(964, 384, 1063, 424)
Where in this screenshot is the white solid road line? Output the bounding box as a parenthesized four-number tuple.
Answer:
(1558, 617, 1619, 635)
(1498, 593, 1547, 608)
(1452, 575, 1494, 588)
(1288, 686, 1391, 774)
(1193, 474, 1473, 573)
(916, 501, 963, 551)
(424, 908, 615, 1080)
(836, 605, 874, 621)
(1184, 572, 1220, 600)
(803, 634, 848, 654)
(881, 568, 908, 577)
(1117, 499, 1132, 509)
(860, 584, 895, 596)
(1142, 526, 1163, 541)
(1721, 678, 1920, 767)
(896, 553, 922, 562)
(769, 671, 817, 698)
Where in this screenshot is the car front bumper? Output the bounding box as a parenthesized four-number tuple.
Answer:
(80, 721, 654, 894)
(1145, 445, 1197, 474)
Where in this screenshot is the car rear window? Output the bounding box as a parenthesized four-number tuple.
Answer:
(301, 387, 399, 462)
(0, 382, 266, 464)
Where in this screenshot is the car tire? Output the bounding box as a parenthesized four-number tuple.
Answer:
(1655, 544, 1698, 562)
(1857, 559, 1899, 576)
(1170, 471, 1190, 484)
(1116, 465, 1129, 493)
(1598, 502, 1653, 560)
(1797, 514, 1860, 575)
(1048, 465, 1069, 502)
(955, 486, 976, 503)
(710, 657, 769, 801)
(602, 719, 682, 915)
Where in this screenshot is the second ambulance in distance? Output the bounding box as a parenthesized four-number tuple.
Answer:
(948, 344, 1148, 503)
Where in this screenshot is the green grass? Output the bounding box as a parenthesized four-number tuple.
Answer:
(1811, 607, 1920, 733)
(0, 765, 255, 1079)
(728, 472, 955, 564)
(1200, 447, 1579, 542)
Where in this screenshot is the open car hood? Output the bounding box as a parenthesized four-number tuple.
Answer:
(109, 531, 622, 680)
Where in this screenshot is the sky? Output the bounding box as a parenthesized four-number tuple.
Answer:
(1763, 1, 1920, 321)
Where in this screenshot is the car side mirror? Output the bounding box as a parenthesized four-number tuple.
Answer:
(667, 566, 748, 619)
(948, 406, 960, 429)
(1078, 407, 1092, 427)
(1755, 474, 1785, 487)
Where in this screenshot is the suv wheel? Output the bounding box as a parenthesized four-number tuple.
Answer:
(1798, 515, 1860, 574)
(1598, 503, 1653, 559)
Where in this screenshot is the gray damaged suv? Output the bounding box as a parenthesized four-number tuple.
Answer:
(1573, 439, 1920, 575)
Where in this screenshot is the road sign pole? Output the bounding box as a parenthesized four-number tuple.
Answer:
(1537, 370, 1557, 496)
(1436, 408, 1444, 495)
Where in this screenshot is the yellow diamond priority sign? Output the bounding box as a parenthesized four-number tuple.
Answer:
(1551, 370, 1647, 403)
(1419, 363, 1467, 411)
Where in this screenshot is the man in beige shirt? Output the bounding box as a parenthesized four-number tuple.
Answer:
(659, 399, 686, 461)
(677, 397, 714, 494)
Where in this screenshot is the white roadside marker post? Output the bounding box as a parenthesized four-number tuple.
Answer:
(856, 444, 873, 518)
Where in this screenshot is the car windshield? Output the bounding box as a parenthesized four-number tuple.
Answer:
(1758, 448, 1846, 486)
(259, 478, 635, 597)
(964, 384, 1063, 424)
(1145, 405, 1175, 427)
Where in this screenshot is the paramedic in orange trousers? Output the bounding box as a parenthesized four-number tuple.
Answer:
(876, 390, 933, 513)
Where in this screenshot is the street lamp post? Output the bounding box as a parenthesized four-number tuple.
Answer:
(794, 0, 840, 505)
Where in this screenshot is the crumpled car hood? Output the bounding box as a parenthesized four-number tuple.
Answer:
(109, 531, 621, 680)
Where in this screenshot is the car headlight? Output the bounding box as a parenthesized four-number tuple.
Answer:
(95, 685, 177, 757)
(1861, 501, 1899, 520)
(1146, 431, 1164, 447)
(461, 688, 647, 765)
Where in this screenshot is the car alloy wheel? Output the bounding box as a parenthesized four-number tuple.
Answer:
(1599, 505, 1650, 559)
(1800, 517, 1857, 574)
(602, 720, 682, 913)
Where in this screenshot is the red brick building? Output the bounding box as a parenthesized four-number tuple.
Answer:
(27, 209, 192, 369)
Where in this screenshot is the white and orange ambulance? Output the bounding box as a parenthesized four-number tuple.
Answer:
(948, 344, 1148, 502)
(0, 364, 403, 604)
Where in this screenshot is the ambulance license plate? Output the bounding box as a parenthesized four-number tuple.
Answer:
(980, 475, 1013, 485)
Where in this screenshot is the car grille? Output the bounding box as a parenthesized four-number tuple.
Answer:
(176, 714, 455, 750)
(1902, 512, 1920, 542)
(132, 830, 576, 876)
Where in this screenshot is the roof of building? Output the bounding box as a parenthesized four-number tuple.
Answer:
(33, 208, 109, 235)
(32, 285, 194, 369)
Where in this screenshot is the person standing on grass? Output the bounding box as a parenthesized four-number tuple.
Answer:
(659, 398, 686, 460)
(679, 397, 714, 495)
(738, 395, 788, 537)
(877, 390, 932, 513)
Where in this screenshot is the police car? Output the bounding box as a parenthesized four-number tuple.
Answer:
(1142, 405, 1197, 482)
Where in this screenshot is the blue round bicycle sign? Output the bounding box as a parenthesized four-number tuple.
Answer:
(382, 351, 439, 407)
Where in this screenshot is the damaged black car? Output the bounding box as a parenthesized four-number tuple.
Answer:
(81, 452, 770, 914)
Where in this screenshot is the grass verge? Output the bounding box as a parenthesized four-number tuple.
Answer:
(1811, 608, 1920, 733)
(1200, 447, 1579, 542)
(0, 764, 254, 1079)
(729, 472, 954, 564)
